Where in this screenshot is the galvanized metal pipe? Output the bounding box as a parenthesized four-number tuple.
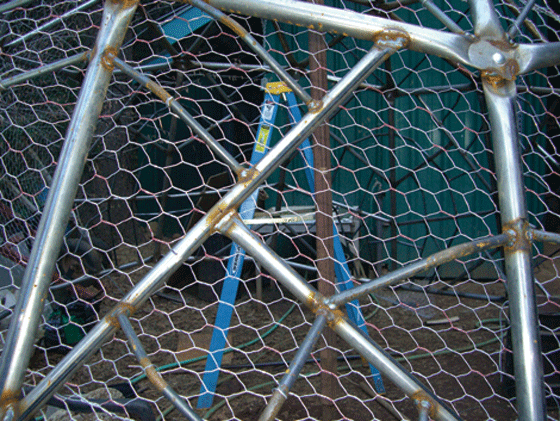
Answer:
(0, 1, 138, 418)
(111, 55, 243, 175)
(224, 216, 461, 421)
(117, 315, 202, 421)
(162, 388, 202, 421)
(418, 400, 431, 421)
(503, 0, 545, 40)
(112, 57, 560, 96)
(507, 0, 537, 39)
(19, 213, 214, 420)
(334, 317, 460, 421)
(189, 0, 313, 107)
(532, 229, 560, 246)
(19, 318, 121, 421)
(468, 0, 504, 40)
(258, 314, 327, 421)
(0, 0, 33, 14)
(247, 46, 394, 201)
(6, 0, 101, 48)
(19, 43, 394, 419)
(200, 0, 472, 67)
(419, 0, 467, 36)
(517, 42, 560, 75)
(0, 52, 89, 91)
(483, 78, 546, 421)
(327, 233, 510, 307)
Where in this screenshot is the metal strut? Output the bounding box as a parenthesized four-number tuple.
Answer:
(198, 81, 386, 409)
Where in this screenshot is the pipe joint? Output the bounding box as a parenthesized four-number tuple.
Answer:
(307, 292, 346, 328)
(1, 406, 15, 421)
(503, 218, 532, 253)
(307, 99, 323, 113)
(411, 391, 438, 420)
(215, 209, 240, 236)
(101, 47, 119, 71)
(107, 302, 135, 327)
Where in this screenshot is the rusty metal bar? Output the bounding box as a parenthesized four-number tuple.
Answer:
(223, 215, 462, 421)
(0, 1, 138, 418)
(532, 229, 560, 246)
(327, 233, 511, 307)
(117, 314, 202, 421)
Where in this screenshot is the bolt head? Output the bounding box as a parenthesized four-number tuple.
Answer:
(492, 52, 506, 65)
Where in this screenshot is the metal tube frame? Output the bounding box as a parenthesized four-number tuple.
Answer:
(11, 41, 397, 421)
(188, 0, 314, 107)
(225, 215, 461, 421)
(111, 55, 243, 175)
(0, 0, 33, 14)
(0, 1, 139, 419)
(258, 314, 328, 421)
(0, 52, 89, 91)
(483, 79, 546, 420)
(1, 0, 560, 420)
(6, 0, 101, 48)
(117, 315, 202, 421)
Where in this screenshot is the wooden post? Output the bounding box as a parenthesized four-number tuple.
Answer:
(307, 4, 340, 418)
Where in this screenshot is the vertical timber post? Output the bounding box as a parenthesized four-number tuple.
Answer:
(307, 3, 339, 418)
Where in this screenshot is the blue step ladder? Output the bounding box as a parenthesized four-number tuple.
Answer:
(197, 82, 385, 409)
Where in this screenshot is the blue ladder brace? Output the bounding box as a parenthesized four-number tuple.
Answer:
(197, 82, 384, 409)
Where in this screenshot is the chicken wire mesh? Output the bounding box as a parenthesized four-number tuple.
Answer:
(0, 0, 559, 420)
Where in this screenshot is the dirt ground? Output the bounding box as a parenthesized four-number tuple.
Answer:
(24, 239, 560, 421)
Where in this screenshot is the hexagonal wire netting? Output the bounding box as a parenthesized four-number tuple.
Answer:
(0, 0, 559, 419)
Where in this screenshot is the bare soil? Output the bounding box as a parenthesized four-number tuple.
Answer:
(25, 240, 560, 421)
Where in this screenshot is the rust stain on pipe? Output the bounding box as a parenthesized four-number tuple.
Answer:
(411, 391, 439, 419)
(373, 28, 410, 49)
(142, 358, 168, 392)
(146, 79, 174, 104)
(0, 393, 20, 419)
(101, 47, 119, 71)
(306, 292, 346, 328)
(108, 0, 138, 9)
(503, 218, 531, 253)
(107, 302, 136, 327)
